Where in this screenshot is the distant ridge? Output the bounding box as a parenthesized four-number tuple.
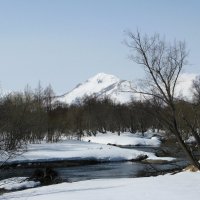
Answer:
(58, 73, 139, 104)
(58, 72, 198, 105)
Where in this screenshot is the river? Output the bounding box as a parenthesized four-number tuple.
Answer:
(0, 145, 189, 182)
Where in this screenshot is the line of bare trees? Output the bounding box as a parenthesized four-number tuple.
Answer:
(0, 83, 200, 142)
(0, 90, 159, 147)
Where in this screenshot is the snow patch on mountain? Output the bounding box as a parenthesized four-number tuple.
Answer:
(175, 73, 196, 99)
(59, 73, 140, 104)
(59, 72, 198, 105)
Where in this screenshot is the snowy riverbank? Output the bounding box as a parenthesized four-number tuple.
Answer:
(82, 131, 161, 146)
(1, 171, 200, 200)
(0, 139, 174, 165)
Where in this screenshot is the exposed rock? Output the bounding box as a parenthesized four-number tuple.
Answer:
(183, 165, 199, 172)
(29, 168, 63, 185)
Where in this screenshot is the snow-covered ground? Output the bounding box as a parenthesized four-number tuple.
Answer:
(186, 136, 196, 144)
(0, 177, 40, 191)
(82, 132, 161, 147)
(0, 133, 196, 199)
(2, 171, 200, 200)
(0, 139, 174, 165)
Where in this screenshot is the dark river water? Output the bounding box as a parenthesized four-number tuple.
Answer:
(56, 159, 188, 182)
(0, 145, 189, 182)
(0, 159, 188, 182)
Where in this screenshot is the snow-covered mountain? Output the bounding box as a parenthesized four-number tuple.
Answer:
(175, 73, 196, 98)
(58, 73, 140, 104)
(0, 87, 11, 97)
(58, 72, 198, 105)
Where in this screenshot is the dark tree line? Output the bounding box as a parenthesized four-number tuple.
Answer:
(0, 83, 200, 145)
(0, 85, 161, 151)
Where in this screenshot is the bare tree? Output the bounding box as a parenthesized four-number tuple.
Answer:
(125, 30, 200, 168)
(44, 84, 55, 142)
(0, 92, 28, 168)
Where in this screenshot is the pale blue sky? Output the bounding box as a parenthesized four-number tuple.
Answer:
(0, 0, 200, 94)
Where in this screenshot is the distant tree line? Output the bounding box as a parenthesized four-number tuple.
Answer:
(0, 79, 200, 148)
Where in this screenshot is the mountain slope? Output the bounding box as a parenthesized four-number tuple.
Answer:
(58, 72, 197, 105)
(58, 73, 139, 104)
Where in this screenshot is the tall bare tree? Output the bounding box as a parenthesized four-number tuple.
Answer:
(125, 31, 200, 168)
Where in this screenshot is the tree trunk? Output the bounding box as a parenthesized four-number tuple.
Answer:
(175, 131, 200, 168)
(170, 116, 200, 169)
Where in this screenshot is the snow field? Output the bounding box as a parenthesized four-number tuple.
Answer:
(0, 177, 40, 191)
(0, 139, 174, 165)
(2, 172, 200, 200)
(82, 132, 161, 147)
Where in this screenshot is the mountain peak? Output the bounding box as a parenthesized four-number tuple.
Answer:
(88, 73, 120, 84)
(58, 73, 135, 104)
